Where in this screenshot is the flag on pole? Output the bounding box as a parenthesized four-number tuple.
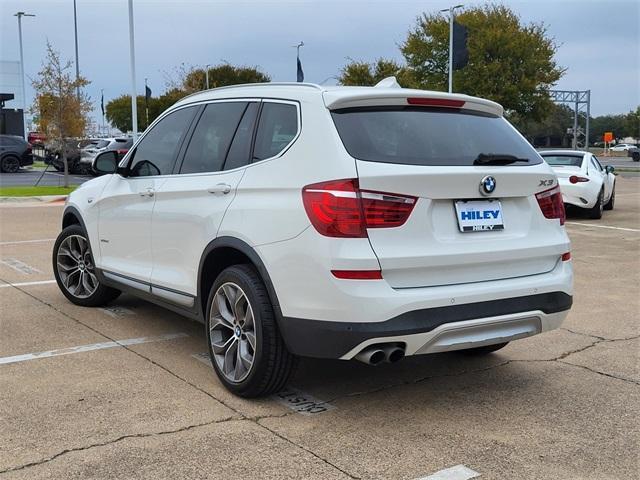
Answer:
(100, 91, 105, 116)
(145, 85, 152, 105)
(296, 56, 304, 82)
(452, 21, 469, 70)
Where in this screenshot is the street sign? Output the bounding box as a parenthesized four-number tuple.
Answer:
(604, 132, 613, 142)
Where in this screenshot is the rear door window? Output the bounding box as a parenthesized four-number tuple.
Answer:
(252, 102, 299, 161)
(224, 102, 259, 170)
(331, 107, 542, 166)
(180, 102, 247, 174)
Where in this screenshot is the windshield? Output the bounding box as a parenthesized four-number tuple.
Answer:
(542, 155, 583, 167)
(331, 107, 542, 166)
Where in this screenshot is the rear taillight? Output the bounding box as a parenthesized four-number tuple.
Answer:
(569, 176, 589, 184)
(536, 185, 565, 225)
(302, 179, 417, 238)
(561, 252, 571, 261)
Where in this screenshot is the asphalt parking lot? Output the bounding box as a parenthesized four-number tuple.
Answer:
(0, 169, 89, 188)
(0, 178, 638, 479)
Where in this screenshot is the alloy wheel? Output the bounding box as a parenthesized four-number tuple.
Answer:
(56, 234, 99, 299)
(2, 157, 19, 173)
(209, 282, 256, 383)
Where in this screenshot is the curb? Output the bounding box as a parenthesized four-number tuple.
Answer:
(0, 195, 67, 204)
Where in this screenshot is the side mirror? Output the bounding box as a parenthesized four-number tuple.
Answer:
(92, 151, 118, 175)
(605, 165, 615, 174)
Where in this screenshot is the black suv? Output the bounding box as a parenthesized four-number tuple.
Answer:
(0, 135, 33, 173)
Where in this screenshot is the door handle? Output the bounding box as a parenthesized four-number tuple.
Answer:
(139, 188, 155, 197)
(208, 183, 232, 195)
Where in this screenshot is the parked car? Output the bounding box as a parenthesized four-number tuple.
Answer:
(0, 134, 33, 173)
(28, 131, 46, 147)
(53, 81, 573, 397)
(610, 143, 636, 152)
(80, 137, 133, 176)
(627, 146, 639, 162)
(540, 150, 615, 219)
(46, 139, 81, 173)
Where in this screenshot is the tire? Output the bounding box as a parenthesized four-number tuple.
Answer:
(458, 342, 509, 355)
(1, 155, 20, 173)
(604, 185, 615, 211)
(587, 190, 604, 219)
(77, 162, 91, 176)
(52, 225, 121, 307)
(205, 264, 297, 398)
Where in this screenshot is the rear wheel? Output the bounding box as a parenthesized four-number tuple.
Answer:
(53, 225, 121, 307)
(604, 185, 615, 211)
(206, 264, 297, 398)
(458, 342, 509, 355)
(587, 190, 603, 219)
(1, 155, 20, 173)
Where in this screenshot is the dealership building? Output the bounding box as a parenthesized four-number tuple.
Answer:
(0, 60, 27, 137)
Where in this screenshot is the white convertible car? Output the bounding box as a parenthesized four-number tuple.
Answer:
(540, 150, 615, 219)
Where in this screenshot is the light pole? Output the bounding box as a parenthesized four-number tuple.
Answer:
(127, 0, 138, 139)
(73, 0, 80, 101)
(14, 11, 35, 140)
(441, 4, 463, 93)
(205, 64, 211, 89)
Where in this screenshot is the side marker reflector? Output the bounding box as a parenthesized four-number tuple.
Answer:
(331, 270, 383, 280)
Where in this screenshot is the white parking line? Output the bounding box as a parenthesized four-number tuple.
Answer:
(565, 222, 639, 232)
(416, 465, 481, 480)
(0, 258, 42, 274)
(0, 238, 55, 246)
(0, 333, 189, 366)
(0, 279, 56, 288)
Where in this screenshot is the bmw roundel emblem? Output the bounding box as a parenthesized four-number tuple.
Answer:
(480, 176, 497, 196)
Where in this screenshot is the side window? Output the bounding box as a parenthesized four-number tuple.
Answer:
(592, 156, 604, 171)
(180, 102, 247, 174)
(590, 158, 601, 172)
(128, 107, 196, 177)
(252, 102, 298, 161)
(224, 102, 259, 171)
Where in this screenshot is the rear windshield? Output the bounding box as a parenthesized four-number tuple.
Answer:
(93, 140, 110, 148)
(542, 155, 583, 167)
(331, 107, 542, 166)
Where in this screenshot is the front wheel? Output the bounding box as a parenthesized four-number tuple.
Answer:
(206, 264, 297, 398)
(53, 225, 121, 307)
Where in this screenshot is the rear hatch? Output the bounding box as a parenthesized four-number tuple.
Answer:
(329, 97, 568, 288)
(540, 153, 586, 182)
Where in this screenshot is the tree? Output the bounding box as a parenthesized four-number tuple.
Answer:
(339, 58, 414, 87)
(624, 107, 640, 140)
(32, 41, 91, 187)
(339, 5, 565, 122)
(589, 114, 628, 142)
(106, 63, 270, 132)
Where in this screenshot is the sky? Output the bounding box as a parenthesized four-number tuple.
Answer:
(1, 0, 638, 128)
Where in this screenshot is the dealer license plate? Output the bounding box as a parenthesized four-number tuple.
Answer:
(454, 200, 504, 233)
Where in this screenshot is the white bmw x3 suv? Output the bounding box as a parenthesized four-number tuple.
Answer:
(53, 80, 573, 397)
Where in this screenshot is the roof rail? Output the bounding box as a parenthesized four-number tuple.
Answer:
(177, 82, 324, 103)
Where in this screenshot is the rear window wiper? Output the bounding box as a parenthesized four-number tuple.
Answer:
(473, 153, 530, 165)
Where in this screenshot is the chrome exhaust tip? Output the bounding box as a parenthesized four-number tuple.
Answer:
(354, 347, 386, 366)
(382, 345, 405, 363)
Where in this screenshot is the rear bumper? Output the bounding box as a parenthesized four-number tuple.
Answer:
(280, 292, 572, 359)
(558, 180, 597, 208)
(20, 153, 33, 167)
